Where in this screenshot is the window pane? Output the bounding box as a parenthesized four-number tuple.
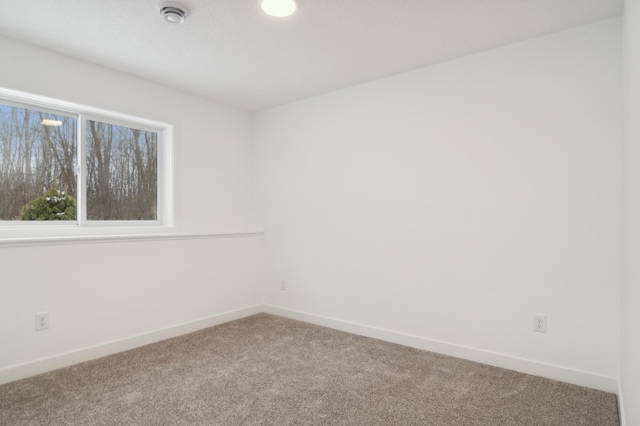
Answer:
(0, 103, 77, 221)
(86, 120, 157, 221)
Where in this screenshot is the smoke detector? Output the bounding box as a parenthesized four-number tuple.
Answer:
(158, 2, 190, 24)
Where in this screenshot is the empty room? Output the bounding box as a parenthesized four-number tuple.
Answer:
(0, 0, 639, 424)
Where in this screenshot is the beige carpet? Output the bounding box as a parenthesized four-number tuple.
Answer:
(0, 313, 619, 425)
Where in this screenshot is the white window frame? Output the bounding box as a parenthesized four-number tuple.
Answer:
(0, 86, 174, 239)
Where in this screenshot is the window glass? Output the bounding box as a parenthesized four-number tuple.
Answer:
(86, 120, 158, 221)
(0, 102, 77, 221)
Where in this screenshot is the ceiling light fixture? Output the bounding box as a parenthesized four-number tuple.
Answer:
(158, 1, 190, 24)
(261, 0, 297, 17)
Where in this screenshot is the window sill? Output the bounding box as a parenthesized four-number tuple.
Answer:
(0, 231, 265, 248)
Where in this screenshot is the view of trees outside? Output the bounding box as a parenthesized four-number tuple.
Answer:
(0, 103, 77, 220)
(0, 102, 158, 221)
(86, 120, 157, 220)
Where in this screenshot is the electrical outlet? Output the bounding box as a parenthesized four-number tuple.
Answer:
(35, 312, 49, 331)
(281, 279, 287, 291)
(533, 315, 547, 333)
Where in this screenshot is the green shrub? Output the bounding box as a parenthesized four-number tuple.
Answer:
(20, 187, 77, 221)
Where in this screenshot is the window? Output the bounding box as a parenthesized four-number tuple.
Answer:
(0, 88, 172, 233)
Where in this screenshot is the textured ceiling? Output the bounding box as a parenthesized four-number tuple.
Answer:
(0, 0, 624, 111)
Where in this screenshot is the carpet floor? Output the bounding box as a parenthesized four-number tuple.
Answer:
(0, 313, 619, 425)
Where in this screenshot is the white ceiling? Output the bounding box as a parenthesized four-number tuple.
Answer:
(0, 0, 623, 111)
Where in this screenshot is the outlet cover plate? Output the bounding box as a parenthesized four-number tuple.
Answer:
(35, 312, 49, 331)
(533, 314, 547, 333)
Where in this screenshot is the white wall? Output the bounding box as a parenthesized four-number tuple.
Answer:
(0, 36, 267, 382)
(254, 19, 622, 390)
(622, 1, 640, 424)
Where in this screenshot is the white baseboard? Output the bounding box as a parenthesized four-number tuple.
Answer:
(0, 305, 262, 385)
(618, 379, 626, 426)
(1, 303, 620, 398)
(262, 305, 619, 394)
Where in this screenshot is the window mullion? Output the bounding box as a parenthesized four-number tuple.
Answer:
(78, 115, 87, 225)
